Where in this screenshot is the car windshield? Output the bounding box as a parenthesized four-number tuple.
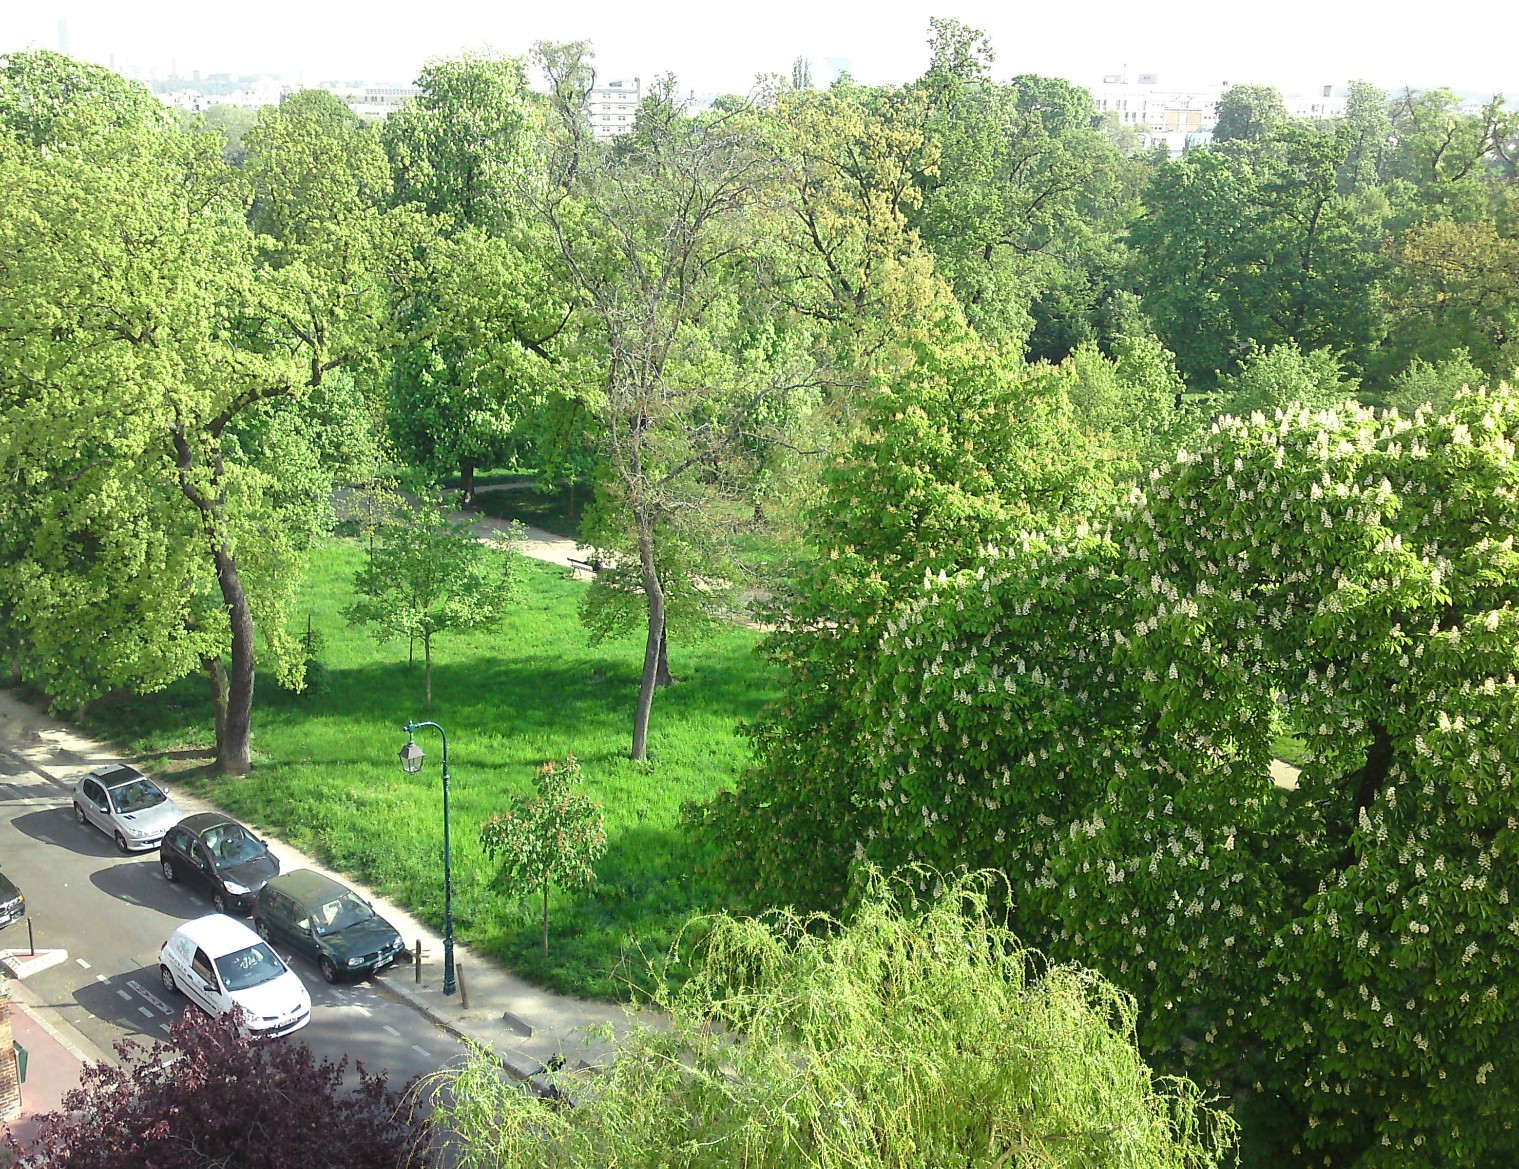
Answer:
(202, 826, 265, 869)
(108, 778, 167, 814)
(313, 892, 374, 936)
(214, 942, 285, 992)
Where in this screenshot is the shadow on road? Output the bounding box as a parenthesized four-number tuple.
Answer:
(89, 859, 206, 916)
(10, 806, 122, 858)
(73, 962, 190, 1043)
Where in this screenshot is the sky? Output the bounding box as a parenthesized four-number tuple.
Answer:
(5, 0, 1516, 98)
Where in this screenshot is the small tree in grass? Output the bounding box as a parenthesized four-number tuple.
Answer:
(7, 1007, 429, 1169)
(480, 754, 606, 957)
(344, 500, 521, 708)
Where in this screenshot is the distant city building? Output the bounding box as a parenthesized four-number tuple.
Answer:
(587, 78, 641, 138)
(1088, 73, 1352, 155)
(345, 84, 423, 119)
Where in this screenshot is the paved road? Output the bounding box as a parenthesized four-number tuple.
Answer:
(0, 752, 470, 1088)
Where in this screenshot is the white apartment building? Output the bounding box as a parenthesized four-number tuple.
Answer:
(346, 85, 422, 120)
(1088, 73, 1351, 155)
(587, 78, 641, 138)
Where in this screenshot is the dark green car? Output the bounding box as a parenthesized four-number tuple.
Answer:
(252, 870, 406, 983)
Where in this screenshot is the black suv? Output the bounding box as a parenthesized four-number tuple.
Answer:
(159, 813, 280, 915)
(0, 867, 22, 930)
(253, 870, 406, 983)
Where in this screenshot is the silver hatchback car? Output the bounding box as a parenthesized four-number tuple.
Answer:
(73, 764, 183, 853)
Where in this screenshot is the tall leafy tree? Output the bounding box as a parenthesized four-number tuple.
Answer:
(703, 324, 1109, 911)
(383, 54, 569, 503)
(1211, 83, 1288, 145)
(1131, 125, 1386, 385)
(748, 385, 1519, 1165)
(0, 63, 376, 773)
(534, 73, 811, 760)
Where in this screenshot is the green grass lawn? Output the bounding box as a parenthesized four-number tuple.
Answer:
(81, 539, 774, 1000)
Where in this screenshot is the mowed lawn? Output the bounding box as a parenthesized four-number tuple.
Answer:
(82, 538, 774, 999)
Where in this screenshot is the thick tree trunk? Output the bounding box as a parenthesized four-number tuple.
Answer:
(174, 433, 255, 777)
(631, 520, 664, 761)
(203, 654, 229, 755)
(542, 882, 550, 957)
(424, 635, 433, 710)
(460, 460, 476, 508)
(213, 542, 257, 776)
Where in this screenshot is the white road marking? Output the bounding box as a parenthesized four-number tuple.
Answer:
(116, 989, 133, 1001)
(410, 1045, 431, 1059)
(35, 834, 55, 845)
(96, 974, 110, 984)
(76, 958, 91, 969)
(138, 1007, 154, 1018)
(120, 893, 141, 905)
(125, 980, 172, 1014)
(382, 1025, 400, 1037)
(160, 1024, 171, 1033)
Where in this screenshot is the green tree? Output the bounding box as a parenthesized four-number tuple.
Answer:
(702, 325, 1110, 912)
(382, 53, 569, 504)
(479, 755, 607, 957)
(1211, 83, 1288, 144)
(344, 501, 521, 708)
(771, 386, 1519, 1165)
(429, 871, 1236, 1168)
(1131, 126, 1386, 385)
(910, 21, 1141, 359)
(534, 75, 807, 761)
(1215, 339, 1359, 416)
(0, 59, 377, 773)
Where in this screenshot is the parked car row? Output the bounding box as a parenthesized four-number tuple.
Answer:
(64, 762, 407, 1040)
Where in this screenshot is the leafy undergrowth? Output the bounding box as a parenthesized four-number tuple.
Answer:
(81, 539, 773, 1000)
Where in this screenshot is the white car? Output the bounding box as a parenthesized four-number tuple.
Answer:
(158, 914, 311, 1038)
(74, 764, 183, 853)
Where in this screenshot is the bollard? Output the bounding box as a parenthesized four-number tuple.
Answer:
(26, 916, 34, 958)
(456, 963, 469, 1010)
(414, 939, 422, 984)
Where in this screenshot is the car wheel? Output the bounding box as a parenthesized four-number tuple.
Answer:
(161, 858, 178, 882)
(212, 891, 228, 915)
(74, 803, 87, 825)
(255, 918, 271, 942)
(114, 831, 129, 854)
(319, 956, 338, 984)
(159, 965, 178, 995)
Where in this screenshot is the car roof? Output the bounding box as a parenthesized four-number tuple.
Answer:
(177, 811, 248, 836)
(168, 913, 264, 958)
(263, 869, 351, 906)
(86, 763, 147, 787)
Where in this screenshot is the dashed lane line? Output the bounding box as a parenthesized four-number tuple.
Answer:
(383, 1025, 400, 1037)
(125, 979, 173, 1014)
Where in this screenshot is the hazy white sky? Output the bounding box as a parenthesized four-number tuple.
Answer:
(6, 0, 1515, 97)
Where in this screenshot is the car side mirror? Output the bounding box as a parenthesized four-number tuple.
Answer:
(96, 804, 109, 814)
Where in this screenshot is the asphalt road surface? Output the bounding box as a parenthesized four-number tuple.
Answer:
(0, 751, 472, 1092)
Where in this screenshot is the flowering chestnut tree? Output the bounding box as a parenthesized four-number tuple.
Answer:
(8, 1007, 428, 1169)
(748, 387, 1519, 1166)
(481, 754, 607, 957)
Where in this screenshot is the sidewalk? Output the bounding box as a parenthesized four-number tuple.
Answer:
(0, 688, 642, 1091)
(2, 978, 108, 1150)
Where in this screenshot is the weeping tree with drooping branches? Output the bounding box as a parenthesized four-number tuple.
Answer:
(427, 869, 1236, 1169)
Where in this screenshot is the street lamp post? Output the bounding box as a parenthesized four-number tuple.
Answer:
(398, 720, 456, 996)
